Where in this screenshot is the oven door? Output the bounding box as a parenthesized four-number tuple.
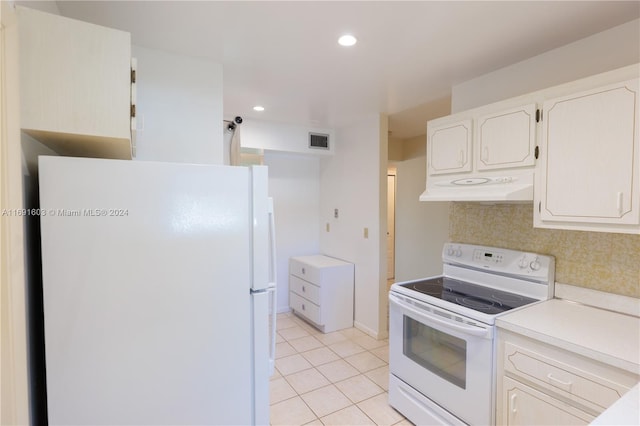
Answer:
(389, 292, 494, 425)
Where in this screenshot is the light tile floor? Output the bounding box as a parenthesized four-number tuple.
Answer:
(270, 312, 412, 426)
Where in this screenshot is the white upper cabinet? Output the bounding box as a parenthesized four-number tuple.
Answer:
(476, 104, 537, 171)
(427, 119, 472, 175)
(535, 78, 639, 234)
(427, 103, 537, 178)
(17, 6, 134, 159)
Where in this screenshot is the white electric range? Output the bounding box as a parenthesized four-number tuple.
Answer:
(389, 243, 555, 425)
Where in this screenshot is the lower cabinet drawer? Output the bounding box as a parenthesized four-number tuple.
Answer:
(504, 342, 630, 410)
(289, 292, 321, 325)
(290, 275, 320, 304)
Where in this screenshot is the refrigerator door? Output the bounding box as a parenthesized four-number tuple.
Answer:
(39, 156, 263, 425)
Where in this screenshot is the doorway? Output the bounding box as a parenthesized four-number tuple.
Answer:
(387, 171, 396, 282)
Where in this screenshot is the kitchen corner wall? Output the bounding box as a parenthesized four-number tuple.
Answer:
(320, 114, 388, 339)
(450, 203, 640, 297)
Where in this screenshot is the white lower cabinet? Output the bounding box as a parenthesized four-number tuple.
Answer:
(289, 255, 354, 333)
(502, 376, 594, 425)
(496, 330, 638, 425)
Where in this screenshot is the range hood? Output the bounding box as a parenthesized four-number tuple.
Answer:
(419, 171, 534, 202)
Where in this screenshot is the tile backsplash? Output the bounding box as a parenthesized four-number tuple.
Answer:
(449, 203, 640, 298)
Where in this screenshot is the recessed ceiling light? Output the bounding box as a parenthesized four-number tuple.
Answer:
(253, 105, 265, 112)
(338, 34, 357, 47)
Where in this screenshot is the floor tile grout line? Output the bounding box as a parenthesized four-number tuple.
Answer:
(271, 319, 403, 426)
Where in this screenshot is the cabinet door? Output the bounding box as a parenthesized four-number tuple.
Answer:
(18, 7, 132, 159)
(538, 79, 639, 231)
(476, 104, 536, 171)
(502, 377, 594, 425)
(427, 119, 472, 175)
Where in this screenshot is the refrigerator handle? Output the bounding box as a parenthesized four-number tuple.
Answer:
(268, 286, 277, 375)
(267, 198, 277, 375)
(268, 198, 277, 286)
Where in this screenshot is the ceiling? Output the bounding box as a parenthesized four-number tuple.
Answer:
(53, 1, 640, 139)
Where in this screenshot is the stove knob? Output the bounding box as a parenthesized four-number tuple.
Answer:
(446, 247, 455, 256)
(518, 255, 529, 269)
(529, 256, 541, 271)
(454, 247, 462, 257)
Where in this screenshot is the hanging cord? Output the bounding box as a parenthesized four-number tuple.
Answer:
(224, 117, 243, 165)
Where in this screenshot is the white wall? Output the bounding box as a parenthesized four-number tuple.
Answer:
(452, 19, 640, 112)
(132, 45, 223, 164)
(15, 1, 60, 15)
(263, 152, 321, 313)
(242, 118, 335, 156)
(319, 114, 388, 338)
(392, 156, 449, 281)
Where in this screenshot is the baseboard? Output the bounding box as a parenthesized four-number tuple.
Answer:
(354, 320, 381, 339)
(277, 306, 291, 314)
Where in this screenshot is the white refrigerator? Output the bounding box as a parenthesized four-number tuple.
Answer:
(38, 156, 277, 425)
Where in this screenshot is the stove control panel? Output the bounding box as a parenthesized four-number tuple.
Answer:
(442, 243, 555, 283)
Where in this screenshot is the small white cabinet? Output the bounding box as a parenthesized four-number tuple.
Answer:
(476, 104, 537, 171)
(427, 103, 537, 177)
(289, 255, 354, 333)
(535, 78, 640, 234)
(502, 376, 595, 425)
(427, 119, 472, 175)
(17, 6, 135, 159)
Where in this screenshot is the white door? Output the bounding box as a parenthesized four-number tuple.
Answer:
(39, 157, 260, 425)
(502, 377, 594, 425)
(428, 119, 472, 175)
(389, 293, 494, 425)
(538, 79, 639, 227)
(476, 104, 537, 171)
(387, 174, 396, 280)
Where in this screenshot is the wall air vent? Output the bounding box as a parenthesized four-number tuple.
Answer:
(309, 132, 330, 150)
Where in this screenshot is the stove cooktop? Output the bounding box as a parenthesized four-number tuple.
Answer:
(397, 276, 538, 315)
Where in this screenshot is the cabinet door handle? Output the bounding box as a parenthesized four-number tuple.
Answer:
(302, 285, 306, 292)
(510, 393, 517, 416)
(301, 267, 306, 275)
(547, 373, 572, 391)
(302, 303, 306, 311)
(617, 192, 623, 216)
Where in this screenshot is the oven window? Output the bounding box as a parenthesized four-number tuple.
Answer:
(403, 316, 466, 389)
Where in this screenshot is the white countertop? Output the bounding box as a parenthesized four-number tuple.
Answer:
(496, 298, 640, 374)
(591, 384, 640, 425)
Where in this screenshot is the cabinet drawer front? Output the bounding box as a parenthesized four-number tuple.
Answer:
(289, 292, 321, 324)
(290, 276, 320, 304)
(289, 259, 321, 284)
(504, 342, 629, 410)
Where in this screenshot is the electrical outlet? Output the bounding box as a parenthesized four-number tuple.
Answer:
(334, 208, 339, 219)
(364, 227, 369, 238)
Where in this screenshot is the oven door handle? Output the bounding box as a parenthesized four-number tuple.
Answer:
(389, 293, 492, 338)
